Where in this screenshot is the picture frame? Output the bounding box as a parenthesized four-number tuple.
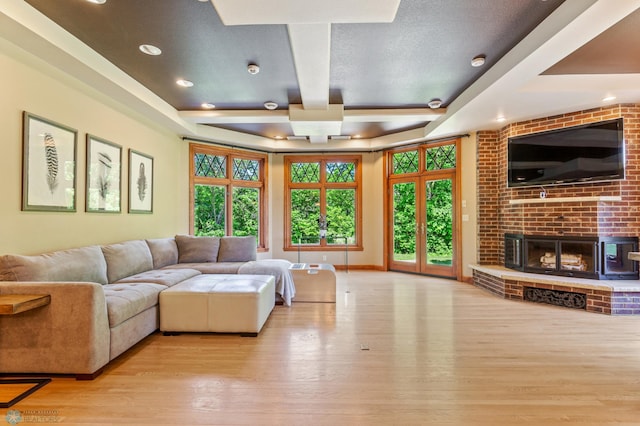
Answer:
(128, 149, 153, 213)
(86, 135, 122, 213)
(22, 112, 77, 212)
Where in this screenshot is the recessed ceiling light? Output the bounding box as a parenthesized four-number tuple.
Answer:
(139, 44, 161, 56)
(428, 99, 442, 109)
(264, 101, 278, 110)
(86, 0, 106, 4)
(471, 55, 486, 67)
(496, 116, 506, 123)
(201, 103, 215, 109)
(247, 64, 260, 75)
(176, 79, 194, 87)
(602, 96, 616, 102)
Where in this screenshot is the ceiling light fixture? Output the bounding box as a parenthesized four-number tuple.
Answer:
(471, 55, 486, 67)
(86, 0, 106, 4)
(496, 116, 506, 123)
(428, 99, 442, 109)
(264, 101, 278, 110)
(247, 64, 260, 75)
(139, 44, 161, 56)
(176, 79, 194, 87)
(201, 103, 215, 109)
(602, 95, 617, 102)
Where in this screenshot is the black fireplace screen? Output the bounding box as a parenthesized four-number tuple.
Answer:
(505, 234, 638, 280)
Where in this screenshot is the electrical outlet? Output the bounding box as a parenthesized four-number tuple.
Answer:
(322, 255, 327, 261)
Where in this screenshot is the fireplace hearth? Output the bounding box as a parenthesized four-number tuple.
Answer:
(505, 234, 638, 280)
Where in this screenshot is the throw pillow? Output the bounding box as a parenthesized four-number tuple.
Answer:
(175, 234, 220, 263)
(217, 236, 257, 262)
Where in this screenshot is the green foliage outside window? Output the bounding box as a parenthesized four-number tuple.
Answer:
(426, 179, 453, 261)
(290, 189, 320, 244)
(393, 182, 416, 256)
(232, 187, 259, 241)
(194, 184, 225, 237)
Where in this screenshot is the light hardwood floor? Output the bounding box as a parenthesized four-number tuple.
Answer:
(2, 271, 640, 425)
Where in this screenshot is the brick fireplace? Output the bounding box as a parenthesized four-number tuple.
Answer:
(472, 104, 640, 315)
(477, 104, 640, 266)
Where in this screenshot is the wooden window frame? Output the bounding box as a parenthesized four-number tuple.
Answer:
(284, 155, 363, 252)
(189, 143, 268, 251)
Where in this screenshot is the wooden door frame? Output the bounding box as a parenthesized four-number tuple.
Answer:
(383, 139, 462, 281)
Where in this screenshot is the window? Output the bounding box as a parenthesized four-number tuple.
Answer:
(190, 144, 267, 248)
(285, 155, 362, 251)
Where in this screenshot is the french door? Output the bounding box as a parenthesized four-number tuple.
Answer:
(387, 141, 460, 279)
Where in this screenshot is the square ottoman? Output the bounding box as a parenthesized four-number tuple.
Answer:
(159, 274, 275, 336)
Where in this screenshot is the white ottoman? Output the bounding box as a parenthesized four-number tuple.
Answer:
(159, 274, 275, 336)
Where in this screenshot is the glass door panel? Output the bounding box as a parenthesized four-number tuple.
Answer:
(391, 181, 418, 272)
(423, 178, 455, 277)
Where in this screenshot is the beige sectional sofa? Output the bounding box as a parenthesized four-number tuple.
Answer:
(0, 235, 294, 379)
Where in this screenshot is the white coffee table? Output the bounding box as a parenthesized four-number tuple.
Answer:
(289, 263, 336, 303)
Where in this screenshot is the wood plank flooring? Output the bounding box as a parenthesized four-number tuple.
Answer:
(3, 271, 640, 425)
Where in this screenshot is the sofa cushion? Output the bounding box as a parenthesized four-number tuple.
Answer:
(217, 236, 257, 262)
(146, 238, 179, 269)
(0, 245, 108, 284)
(102, 240, 154, 283)
(164, 262, 246, 274)
(175, 235, 220, 263)
(115, 268, 201, 287)
(103, 283, 166, 328)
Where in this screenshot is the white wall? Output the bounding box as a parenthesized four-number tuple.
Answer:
(460, 133, 479, 280)
(0, 37, 189, 255)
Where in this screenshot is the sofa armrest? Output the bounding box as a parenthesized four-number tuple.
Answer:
(0, 282, 110, 377)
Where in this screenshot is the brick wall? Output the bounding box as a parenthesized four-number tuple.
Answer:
(477, 104, 640, 265)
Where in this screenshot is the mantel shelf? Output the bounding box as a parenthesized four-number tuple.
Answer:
(508, 195, 622, 205)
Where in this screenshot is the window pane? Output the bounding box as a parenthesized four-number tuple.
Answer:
(291, 162, 320, 183)
(290, 189, 320, 245)
(392, 150, 419, 174)
(193, 185, 226, 236)
(194, 154, 226, 178)
(326, 162, 355, 182)
(426, 144, 456, 171)
(233, 158, 260, 181)
(326, 189, 355, 245)
(232, 187, 260, 243)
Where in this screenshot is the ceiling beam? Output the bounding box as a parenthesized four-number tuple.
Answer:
(287, 23, 331, 110)
(210, 0, 400, 25)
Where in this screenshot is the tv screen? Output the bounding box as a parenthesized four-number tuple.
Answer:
(507, 118, 625, 188)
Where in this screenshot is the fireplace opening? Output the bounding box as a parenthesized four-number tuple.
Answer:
(504, 234, 638, 280)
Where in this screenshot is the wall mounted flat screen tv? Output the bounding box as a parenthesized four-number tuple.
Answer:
(507, 118, 625, 188)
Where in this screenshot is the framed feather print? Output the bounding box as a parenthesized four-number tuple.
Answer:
(86, 135, 121, 213)
(22, 112, 77, 212)
(128, 149, 153, 213)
